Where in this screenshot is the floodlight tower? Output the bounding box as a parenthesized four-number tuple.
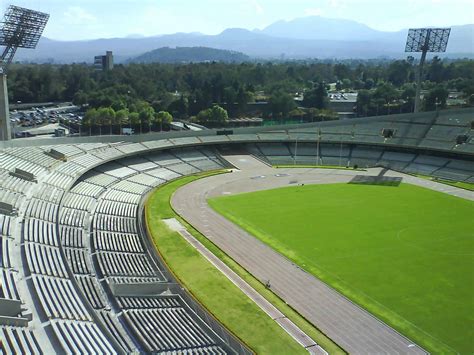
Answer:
(405, 28, 450, 113)
(0, 5, 49, 141)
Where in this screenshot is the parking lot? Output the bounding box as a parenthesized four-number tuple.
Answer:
(10, 103, 81, 138)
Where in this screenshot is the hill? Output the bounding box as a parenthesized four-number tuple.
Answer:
(129, 46, 250, 64)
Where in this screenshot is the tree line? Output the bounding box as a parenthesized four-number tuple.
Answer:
(7, 57, 474, 125)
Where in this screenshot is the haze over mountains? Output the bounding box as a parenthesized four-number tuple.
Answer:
(15, 16, 474, 63)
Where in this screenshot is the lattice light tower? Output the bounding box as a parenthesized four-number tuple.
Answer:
(0, 5, 49, 141)
(405, 28, 450, 113)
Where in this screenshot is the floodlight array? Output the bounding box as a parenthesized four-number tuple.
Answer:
(0, 5, 49, 49)
(405, 28, 450, 53)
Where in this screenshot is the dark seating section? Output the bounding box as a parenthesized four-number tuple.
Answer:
(247, 141, 474, 181)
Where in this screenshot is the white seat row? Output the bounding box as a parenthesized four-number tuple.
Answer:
(166, 163, 201, 176)
(32, 275, 92, 321)
(24, 219, 58, 246)
(64, 248, 92, 275)
(0, 153, 46, 176)
(97, 310, 136, 353)
(32, 184, 64, 204)
(97, 252, 159, 278)
(144, 167, 181, 181)
(75, 275, 108, 310)
(115, 142, 148, 155)
(69, 181, 105, 198)
(0, 188, 24, 210)
(0, 170, 34, 195)
(71, 152, 105, 168)
(1, 237, 11, 268)
(0, 326, 42, 355)
(174, 150, 211, 162)
(0, 214, 12, 237)
(146, 152, 182, 166)
(75, 142, 110, 152)
(61, 193, 96, 212)
(95, 200, 138, 218)
(0, 270, 19, 300)
(80, 171, 119, 187)
(50, 319, 116, 354)
(42, 143, 84, 158)
(106, 276, 165, 284)
(123, 308, 215, 353)
(117, 296, 181, 310)
(25, 243, 68, 278)
(100, 190, 142, 204)
(58, 207, 88, 228)
(94, 162, 137, 179)
(110, 180, 150, 195)
(9, 147, 58, 168)
(53, 161, 85, 176)
(90, 146, 123, 161)
(117, 156, 158, 172)
(94, 215, 137, 234)
(42, 172, 75, 190)
(126, 173, 164, 187)
(25, 199, 58, 223)
(94, 231, 144, 253)
(59, 225, 84, 248)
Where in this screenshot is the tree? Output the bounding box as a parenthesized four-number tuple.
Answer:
(129, 112, 140, 124)
(210, 105, 228, 122)
(387, 60, 411, 87)
(195, 105, 228, 124)
(97, 107, 116, 135)
(83, 108, 98, 135)
(154, 111, 173, 131)
(139, 105, 155, 133)
(423, 84, 449, 111)
(115, 109, 129, 133)
(400, 84, 416, 112)
(355, 89, 372, 117)
(268, 90, 295, 120)
(302, 82, 328, 109)
(426, 56, 445, 83)
(167, 95, 188, 118)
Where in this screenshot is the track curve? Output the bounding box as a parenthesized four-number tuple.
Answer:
(171, 155, 444, 354)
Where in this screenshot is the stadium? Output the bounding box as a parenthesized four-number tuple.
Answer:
(0, 106, 473, 354)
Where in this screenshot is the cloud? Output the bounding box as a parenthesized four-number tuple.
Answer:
(64, 6, 97, 25)
(329, 0, 346, 8)
(305, 7, 324, 16)
(250, 0, 264, 14)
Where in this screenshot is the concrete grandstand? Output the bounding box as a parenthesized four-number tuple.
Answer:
(0, 107, 473, 353)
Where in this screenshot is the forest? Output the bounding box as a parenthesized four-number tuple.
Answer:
(7, 57, 474, 127)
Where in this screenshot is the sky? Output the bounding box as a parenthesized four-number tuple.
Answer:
(0, 0, 473, 41)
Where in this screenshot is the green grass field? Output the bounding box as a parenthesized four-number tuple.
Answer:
(209, 183, 474, 353)
(146, 173, 343, 354)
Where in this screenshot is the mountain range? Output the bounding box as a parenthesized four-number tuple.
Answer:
(14, 16, 474, 63)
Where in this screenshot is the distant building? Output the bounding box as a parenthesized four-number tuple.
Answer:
(94, 51, 114, 71)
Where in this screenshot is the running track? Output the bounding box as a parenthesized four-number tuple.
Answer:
(172, 155, 473, 353)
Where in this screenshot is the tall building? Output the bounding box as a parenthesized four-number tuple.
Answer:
(94, 51, 114, 71)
